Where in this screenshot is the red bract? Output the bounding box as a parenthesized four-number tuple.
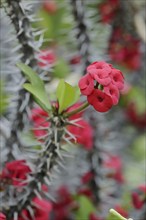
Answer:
(108, 28, 141, 70)
(31, 107, 50, 139)
(38, 49, 56, 69)
(0, 213, 6, 220)
(70, 55, 81, 65)
(126, 103, 146, 129)
(43, 0, 57, 14)
(104, 83, 119, 105)
(67, 102, 84, 120)
(89, 213, 103, 220)
(1, 160, 31, 187)
(110, 69, 124, 90)
(98, 0, 119, 24)
(81, 171, 94, 184)
(132, 185, 146, 209)
(87, 89, 113, 113)
(87, 61, 112, 86)
(104, 155, 124, 183)
(78, 73, 94, 96)
(114, 205, 129, 218)
(18, 197, 52, 220)
(53, 186, 74, 220)
(67, 119, 93, 150)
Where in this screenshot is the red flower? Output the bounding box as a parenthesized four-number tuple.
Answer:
(78, 73, 94, 96)
(104, 83, 119, 105)
(0, 213, 6, 220)
(104, 155, 124, 183)
(81, 171, 94, 184)
(126, 103, 146, 129)
(31, 107, 50, 139)
(114, 205, 129, 218)
(18, 197, 52, 220)
(38, 49, 56, 69)
(53, 186, 74, 220)
(89, 213, 102, 220)
(98, 0, 120, 24)
(108, 28, 141, 70)
(66, 102, 84, 120)
(87, 89, 113, 112)
(43, 0, 57, 14)
(67, 119, 93, 150)
(132, 185, 146, 209)
(78, 188, 93, 200)
(1, 160, 31, 186)
(87, 61, 112, 86)
(78, 61, 124, 112)
(70, 55, 81, 65)
(110, 69, 124, 90)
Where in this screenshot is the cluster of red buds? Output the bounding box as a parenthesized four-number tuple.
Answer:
(78, 61, 124, 112)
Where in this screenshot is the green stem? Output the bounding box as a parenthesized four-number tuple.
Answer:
(63, 101, 89, 118)
(109, 209, 128, 220)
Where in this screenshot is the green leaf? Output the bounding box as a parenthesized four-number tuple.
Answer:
(17, 63, 51, 111)
(0, 80, 9, 115)
(23, 84, 51, 112)
(107, 209, 127, 220)
(56, 80, 78, 113)
(75, 195, 95, 219)
(17, 63, 43, 87)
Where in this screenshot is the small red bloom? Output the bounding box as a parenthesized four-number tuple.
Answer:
(89, 213, 102, 220)
(98, 0, 120, 24)
(104, 83, 119, 105)
(38, 49, 56, 69)
(114, 205, 129, 218)
(104, 155, 124, 183)
(78, 73, 94, 96)
(0, 213, 6, 220)
(87, 61, 112, 86)
(53, 186, 74, 220)
(67, 119, 93, 150)
(70, 55, 81, 65)
(1, 160, 31, 186)
(110, 69, 124, 90)
(132, 185, 146, 209)
(31, 107, 50, 139)
(126, 103, 146, 129)
(43, 0, 57, 14)
(18, 197, 52, 220)
(87, 89, 113, 112)
(81, 171, 94, 184)
(66, 102, 84, 120)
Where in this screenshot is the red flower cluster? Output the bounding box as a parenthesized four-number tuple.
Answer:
(0, 213, 6, 220)
(0, 160, 31, 187)
(108, 28, 141, 70)
(98, 0, 120, 24)
(18, 197, 52, 220)
(78, 61, 124, 112)
(31, 103, 94, 150)
(38, 49, 56, 69)
(132, 185, 146, 209)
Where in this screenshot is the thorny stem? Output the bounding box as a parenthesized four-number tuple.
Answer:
(71, 0, 91, 74)
(63, 101, 89, 118)
(4, 117, 65, 219)
(2, 0, 38, 158)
